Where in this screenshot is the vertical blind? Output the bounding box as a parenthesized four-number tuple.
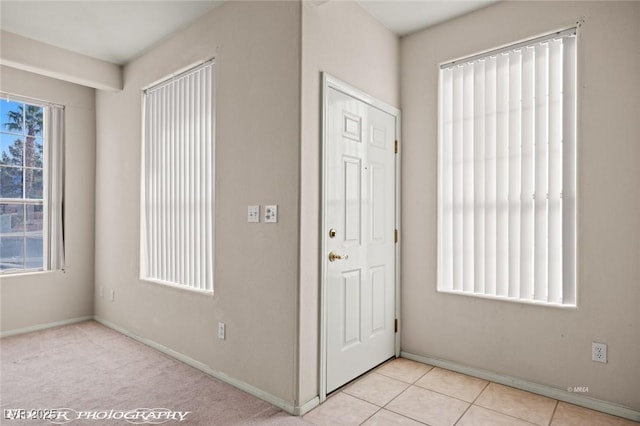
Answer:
(141, 61, 214, 292)
(437, 29, 577, 305)
(45, 104, 65, 271)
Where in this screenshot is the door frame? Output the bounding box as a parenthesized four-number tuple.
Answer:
(319, 73, 401, 402)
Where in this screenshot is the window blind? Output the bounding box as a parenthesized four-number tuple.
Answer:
(45, 105, 65, 271)
(437, 29, 576, 305)
(141, 61, 214, 292)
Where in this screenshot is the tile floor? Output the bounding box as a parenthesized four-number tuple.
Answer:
(303, 358, 638, 426)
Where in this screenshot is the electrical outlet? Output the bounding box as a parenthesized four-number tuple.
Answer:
(592, 342, 607, 363)
(110, 289, 115, 302)
(265, 205, 278, 223)
(218, 322, 225, 340)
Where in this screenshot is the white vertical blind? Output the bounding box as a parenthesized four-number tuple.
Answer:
(484, 57, 497, 296)
(45, 105, 65, 271)
(438, 29, 577, 305)
(473, 60, 485, 295)
(562, 36, 577, 306)
(495, 52, 509, 297)
(141, 61, 214, 292)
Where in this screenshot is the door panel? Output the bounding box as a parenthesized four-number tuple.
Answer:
(370, 266, 386, 335)
(370, 163, 386, 242)
(343, 157, 362, 244)
(342, 270, 362, 349)
(325, 84, 397, 393)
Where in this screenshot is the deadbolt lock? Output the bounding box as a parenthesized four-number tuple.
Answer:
(329, 228, 337, 238)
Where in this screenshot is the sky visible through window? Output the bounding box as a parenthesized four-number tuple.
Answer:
(0, 99, 45, 272)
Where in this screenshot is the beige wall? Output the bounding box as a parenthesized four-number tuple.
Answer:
(401, 1, 640, 410)
(94, 1, 301, 406)
(299, 0, 399, 404)
(0, 66, 96, 333)
(0, 30, 121, 91)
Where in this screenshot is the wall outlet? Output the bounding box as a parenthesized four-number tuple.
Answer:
(265, 205, 278, 223)
(592, 342, 607, 363)
(110, 289, 115, 302)
(218, 322, 225, 340)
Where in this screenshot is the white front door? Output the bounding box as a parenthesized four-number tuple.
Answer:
(323, 75, 399, 393)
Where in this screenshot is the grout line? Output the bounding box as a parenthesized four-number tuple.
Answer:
(357, 407, 380, 425)
(415, 385, 476, 405)
(383, 408, 431, 425)
(474, 405, 540, 425)
(411, 374, 485, 406)
(340, 390, 384, 408)
(454, 404, 473, 425)
(412, 366, 433, 384)
(548, 400, 560, 425)
(473, 382, 558, 425)
(453, 379, 492, 425)
(383, 383, 413, 409)
(373, 369, 421, 384)
(379, 381, 416, 421)
(375, 359, 434, 385)
(469, 380, 491, 405)
(464, 381, 551, 425)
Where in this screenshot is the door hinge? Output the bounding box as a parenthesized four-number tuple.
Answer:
(394, 318, 398, 333)
(394, 229, 398, 243)
(394, 140, 398, 154)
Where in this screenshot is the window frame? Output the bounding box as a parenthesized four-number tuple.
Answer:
(436, 28, 578, 307)
(139, 60, 215, 294)
(0, 93, 65, 275)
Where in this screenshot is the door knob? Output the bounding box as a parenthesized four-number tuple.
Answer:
(328, 251, 348, 262)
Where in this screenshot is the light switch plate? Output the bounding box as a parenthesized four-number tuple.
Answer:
(248, 205, 260, 223)
(265, 205, 278, 223)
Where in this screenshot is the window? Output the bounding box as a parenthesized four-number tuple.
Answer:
(0, 95, 64, 274)
(140, 61, 214, 292)
(437, 29, 577, 306)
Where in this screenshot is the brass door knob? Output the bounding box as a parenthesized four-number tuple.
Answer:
(328, 251, 348, 262)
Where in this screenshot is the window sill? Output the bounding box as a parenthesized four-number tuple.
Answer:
(0, 268, 64, 279)
(437, 289, 577, 309)
(140, 276, 214, 296)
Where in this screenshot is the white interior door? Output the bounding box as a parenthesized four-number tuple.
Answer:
(323, 75, 399, 394)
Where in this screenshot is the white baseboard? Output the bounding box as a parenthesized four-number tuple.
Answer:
(0, 316, 94, 338)
(94, 316, 301, 416)
(401, 351, 640, 422)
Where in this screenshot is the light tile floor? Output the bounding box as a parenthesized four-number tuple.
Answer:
(303, 358, 639, 426)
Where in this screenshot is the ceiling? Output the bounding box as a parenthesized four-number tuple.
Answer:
(0, 0, 497, 66)
(357, 0, 496, 36)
